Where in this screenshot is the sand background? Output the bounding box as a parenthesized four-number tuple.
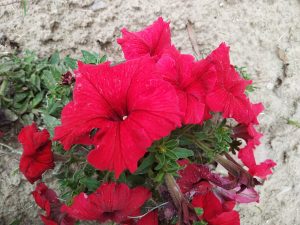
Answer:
(0, 0, 300, 224)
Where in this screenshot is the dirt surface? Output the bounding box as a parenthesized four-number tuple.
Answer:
(0, 0, 300, 224)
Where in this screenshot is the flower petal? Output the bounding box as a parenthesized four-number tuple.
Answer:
(117, 17, 171, 60)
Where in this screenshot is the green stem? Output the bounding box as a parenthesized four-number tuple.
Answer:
(178, 124, 195, 137)
(183, 133, 213, 152)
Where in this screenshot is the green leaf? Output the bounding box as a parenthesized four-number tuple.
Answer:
(31, 91, 44, 108)
(99, 55, 107, 63)
(9, 219, 21, 225)
(49, 51, 60, 65)
(42, 113, 60, 136)
(194, 207, 203, 216)
(153, 171, 165, 183)
(164, 139, 179, 149)
(13, 92, 28, 103)
(81, 50, 98, 64)
(135, 154, 155, 174)
(165, 150, 178, 160)
(64, 55, 78, 70)
(42, 70, 57, 88)
(173, 147, 194, 159)
(155, 154, 165, 170)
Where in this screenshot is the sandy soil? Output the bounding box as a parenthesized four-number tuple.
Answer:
(0, 0, 300, 224)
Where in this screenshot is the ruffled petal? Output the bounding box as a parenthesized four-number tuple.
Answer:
(137, 211, 158, 225)
(61, 193, 101, 221)
(117, 17, 171, 60)
(208, 211, 240, 225)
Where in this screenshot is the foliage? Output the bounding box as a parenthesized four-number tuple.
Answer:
(0, 50, 106, 133)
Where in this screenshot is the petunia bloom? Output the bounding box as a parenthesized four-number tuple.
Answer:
(192, 182, 240, 225)
(177, 160, 259, 203)
(117, 17, 171, 60)
(61, 183, 151, 224)
(157, 47, 216, 124)
(206, 43, 260, 124)
(238, 141, 276, 179)
(54, 57, 181, 177)
(32, 183, 75, 225)
(18, 123, 54, 184)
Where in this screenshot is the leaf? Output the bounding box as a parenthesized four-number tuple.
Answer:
(81, 50, 98, 64)
(2, 109, 18, 122)
(9, 219, 21, 225)
(64, 55, 78, 70)
(42, 70, 57, 88)
(0, 61, 17, 74)
(155, 154, 165, 170)
(49, 51, 60, 65)
(31, 91, 44, 108)
(165, 150, 178, 160)
(42, 113, 60, 136)
(194, 207, 203, 216)
(173, 147, 194, 159)
(79, 177, 100, 191)
(153, 171, 165, 183)
(99, 55, 107, 63)
(164, 139, 179, 149)
(13, 92, 28, 103)
(14, 97, 30, 115)
(165, 163, 180, 173)
(135, 154, 155, 174)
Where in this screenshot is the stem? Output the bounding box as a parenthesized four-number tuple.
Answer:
(164, 173, 182, 208)
(0, 143, 22, 154)
(128, 202, 168, 219)
(53, 153, 69, 162)
(184, 133, 213, 152)
(177, 125, 195, 137)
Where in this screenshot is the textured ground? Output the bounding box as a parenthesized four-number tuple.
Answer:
(0, 0, 300, 224)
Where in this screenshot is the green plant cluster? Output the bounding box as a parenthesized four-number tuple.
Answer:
(0, 50, 106, 134)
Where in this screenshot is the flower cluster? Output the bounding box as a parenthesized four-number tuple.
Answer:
(17, 17, 276, 225)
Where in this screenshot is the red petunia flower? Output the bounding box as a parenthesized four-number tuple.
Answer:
(157, 47, 216, 124)
(54, 57, 181, 177)
(32, 183, 75, 225)
(206, 43, 261, 124)
(177, 160, 259, 203)
(117, 17, 171, 60)
(192, 182, 240, 225)
(238, 141, 276, 179)
(18, 123, 54, 184)
(61, 183, 151, 224)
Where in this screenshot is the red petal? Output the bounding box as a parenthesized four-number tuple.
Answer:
(137, 211, 158, 225)
(208, 211, 240, 225)
(117, 17, 171, 60)
(238, 141, 276, 179)
(249, 159, 276, 179)
(61, 192, 101, 221)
